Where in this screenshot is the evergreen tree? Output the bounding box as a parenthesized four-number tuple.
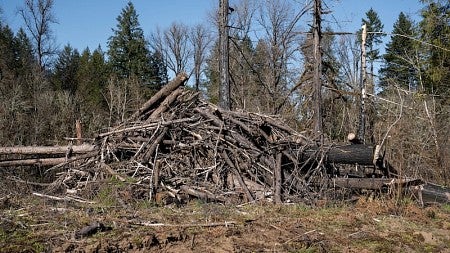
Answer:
(76, 46, 108, 109)
(14, 28, 35, 77)
(419, 0, 450, 95)
(418, 0, 450, 184)
(52, 44, 80, 95)
(148, 49, 167, 91)
(0, 24, 17, 83)
(379, 12, 418, 90)
(107, 2, 152, 83)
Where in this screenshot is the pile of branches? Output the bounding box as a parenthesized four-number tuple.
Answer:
(43, 73, 337, 204)
(4, 73, 416, 204)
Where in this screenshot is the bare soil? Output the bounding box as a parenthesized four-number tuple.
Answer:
(1, 188, 449, 253)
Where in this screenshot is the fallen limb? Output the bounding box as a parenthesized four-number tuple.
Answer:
(131, 221, 236, 228)
(32, 192, 95, 204)
(180, 185, 227, 202)
(0, 144, 95, 155)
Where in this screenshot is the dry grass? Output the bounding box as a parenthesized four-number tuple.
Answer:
(1, 188, 449, 252)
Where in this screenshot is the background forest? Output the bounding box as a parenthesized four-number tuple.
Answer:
(0, 0, 448, 185)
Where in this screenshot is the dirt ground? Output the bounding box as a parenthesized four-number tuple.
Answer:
(1, 187, 450, 253)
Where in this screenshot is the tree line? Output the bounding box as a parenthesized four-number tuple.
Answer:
(0, 0, 448, 183)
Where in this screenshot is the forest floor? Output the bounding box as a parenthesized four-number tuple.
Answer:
(1, 180, 450, 253)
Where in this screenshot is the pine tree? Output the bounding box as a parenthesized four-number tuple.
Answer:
(379, 12, 418, 90)
(76, 47, 108, 109)
(0, 24, 17, 83)
(107, 2, 152, 83)
(417, 0, 450, 184)
(419, 0, 450, 95)
(148, 50, 167, 91)
(52, 44, 80, 95)
(14, 28, 35, 77)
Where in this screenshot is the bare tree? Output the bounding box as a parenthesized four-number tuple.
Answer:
(19, 0, 57, 70)
(229, 0, 256, 38)
(163, 22, 192, 76)
(228, 0, 255, 107)
(189, 24, 212, 91)
(254, 0, 311, 113)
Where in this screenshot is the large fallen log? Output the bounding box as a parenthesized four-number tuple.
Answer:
(301, 144, 398, 176)
(416, 183, 450, 204)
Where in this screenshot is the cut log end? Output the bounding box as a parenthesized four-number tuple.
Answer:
(347, 133, 362, 144)
(178, 72, 188, 82)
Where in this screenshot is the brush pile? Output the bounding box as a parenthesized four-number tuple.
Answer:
(5, 73, 428, 205)
(39, 73, 325, 204)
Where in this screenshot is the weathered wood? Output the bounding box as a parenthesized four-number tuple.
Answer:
(418, 183, 450, 204)
(0, 157, 67, 167)
(148, 88, 184, 120)
(221, 151, 255, 202)
(330, 177, 423, 190)
(274, 152, 282, 204)
(347, 133, 363, 144)
(0, 151, 98, 167)
(180, 185, 226, 202)
(129, 72, 188, 121)
(0, 144, 95, 155)
(76, 119, 83, 145)
(142, 127, 168, 163)
(325, 144, 374, 165)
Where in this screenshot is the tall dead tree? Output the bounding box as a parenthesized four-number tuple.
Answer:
(219, 0, 231, 110)
(357, 24, 367, 143)
(313, 0, 323, 139)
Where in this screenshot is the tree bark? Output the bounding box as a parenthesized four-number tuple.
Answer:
(330, 178, 422, 190)
(129, 72, 188, 121)
(0, 144, 95, 155)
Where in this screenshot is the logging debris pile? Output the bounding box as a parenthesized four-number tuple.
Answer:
(61, 72, 322, 204)
(3, 73, 440, 205)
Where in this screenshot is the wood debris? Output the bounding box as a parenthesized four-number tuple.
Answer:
(1, 73, 448, 205)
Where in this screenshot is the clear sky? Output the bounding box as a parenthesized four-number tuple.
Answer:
(0, 0, 424, 52)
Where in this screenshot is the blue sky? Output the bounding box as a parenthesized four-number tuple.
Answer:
(0, 0, 423, 52)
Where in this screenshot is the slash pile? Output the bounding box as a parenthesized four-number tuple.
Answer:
(16, 73, 416, 205)
(43, 73, 334, 204)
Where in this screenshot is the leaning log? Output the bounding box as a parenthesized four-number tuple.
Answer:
(129, 72, 188, 121)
